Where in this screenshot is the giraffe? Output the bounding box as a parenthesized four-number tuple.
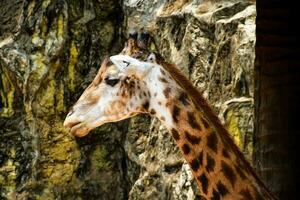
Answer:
(63, 33, 277, 199)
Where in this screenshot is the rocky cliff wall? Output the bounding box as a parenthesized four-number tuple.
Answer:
(124, 1, 255, 199)
(0, 0, 255, 199)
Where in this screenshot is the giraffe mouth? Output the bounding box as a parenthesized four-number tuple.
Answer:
(69, 122, 90, 137)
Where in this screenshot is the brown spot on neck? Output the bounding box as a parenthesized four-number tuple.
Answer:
(198, 173, 209, 194)
(187, 111, 201, 130)
(222, 148, 230, 158)
(163, 87, 171, 98)
(221, 161, 237, 187)
(185, 131, 201, 145)
(216, 181, 229, 197)
(160, 68, 166, 75)
(159, 77, 168, 83)
(171, 128, 180, 141)
(178, 92, 190, 106)
(205, 153, 215, 172)
(198, 151, 204, 165)
(211, 189, 221, 200)
(207, 132, 218, 153)
(190, 158, 200, 171)
(182, 144, 191, 154)
(172, 105, 180, 123)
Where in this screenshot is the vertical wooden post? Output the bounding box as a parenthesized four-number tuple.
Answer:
(255, 1, 299, 199)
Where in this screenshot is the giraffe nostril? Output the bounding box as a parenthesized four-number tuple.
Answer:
(67, 108, 74, 117)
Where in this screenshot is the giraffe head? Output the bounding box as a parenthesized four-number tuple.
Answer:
(63, 33, 158, 137)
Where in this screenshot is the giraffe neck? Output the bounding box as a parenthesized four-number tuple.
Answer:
(145, 66, 273, 199)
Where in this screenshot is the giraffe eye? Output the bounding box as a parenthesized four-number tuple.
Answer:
(105, 76, 120, 87)
(122, 60, 130, 67)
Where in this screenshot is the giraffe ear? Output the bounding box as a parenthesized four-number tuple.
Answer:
(110, 55, 154, 78)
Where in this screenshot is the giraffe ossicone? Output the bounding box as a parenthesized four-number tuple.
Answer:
(63, 32, 277, 199)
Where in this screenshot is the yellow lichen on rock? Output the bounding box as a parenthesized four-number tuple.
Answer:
(39, 80, 56, 115)
(34, 60, 63, 115)
(51, 164, 74, 185)
(35, 188, 55, 200)
(0, 70, 15, 117)
(48, 140, 76, 162)
(56, 81, 65, 113)
(90, 145, 111, 170)
(68, 41, 78, 91)
(41, 16, 48, 38)
(225, 110, 243, 149)
(37, 120, 80, 189)
(0, 149, 17, 194)
(31, 18, 45, 47)
(31, 28, 41, 46)
(27, 0, 36, 17)
(42, 0, 51, 9)
(57, 14, 64, 40)
(30, 52, 48, 82)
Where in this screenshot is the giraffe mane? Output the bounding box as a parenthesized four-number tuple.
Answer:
(155, 53, 277, 199)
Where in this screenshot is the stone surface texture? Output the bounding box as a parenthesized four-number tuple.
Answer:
(0, 0, 255, 199)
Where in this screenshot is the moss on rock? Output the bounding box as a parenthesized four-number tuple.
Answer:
(0, 69, 15, 117)
(68, 41, 78, 92)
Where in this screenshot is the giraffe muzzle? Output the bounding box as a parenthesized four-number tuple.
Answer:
(63, 118, 90, 137)
(69, 122, 90, 137)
